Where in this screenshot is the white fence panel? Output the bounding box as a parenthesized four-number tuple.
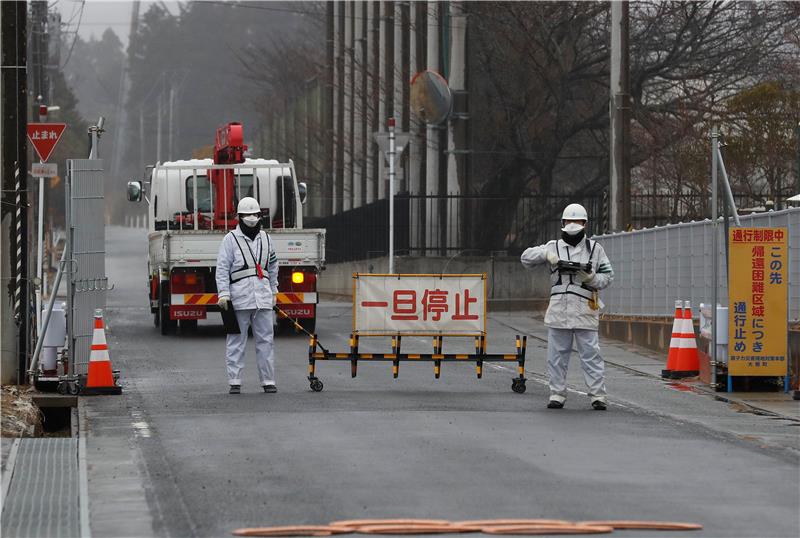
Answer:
(594, 208, 799, 322)
(66, 159, 107, 376)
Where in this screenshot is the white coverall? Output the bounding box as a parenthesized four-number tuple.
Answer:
(215, 227, 279, 386)
(520, 238, 614, 403)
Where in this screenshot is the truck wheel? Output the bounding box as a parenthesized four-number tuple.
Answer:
(159, 282, 176, 335)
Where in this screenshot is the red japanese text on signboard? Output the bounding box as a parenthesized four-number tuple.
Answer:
(354, 274, 486, 336)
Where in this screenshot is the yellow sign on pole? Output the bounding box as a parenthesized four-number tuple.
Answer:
(728, 227, 788, 376)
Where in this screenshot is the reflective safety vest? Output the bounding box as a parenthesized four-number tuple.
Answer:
(550, 238, 597, 302)
(230, 232, 272, 284)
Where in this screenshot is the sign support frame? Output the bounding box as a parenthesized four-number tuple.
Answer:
(304, 272, 526, 393)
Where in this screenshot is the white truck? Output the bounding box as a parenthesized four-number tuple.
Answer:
(127, 146, 325, 335)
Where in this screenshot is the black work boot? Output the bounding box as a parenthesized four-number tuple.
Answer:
(547, 399, 564, 409)
(591, 400, 607, 411)
(229, 385, 241, 395)
(263, 384, 277, 393)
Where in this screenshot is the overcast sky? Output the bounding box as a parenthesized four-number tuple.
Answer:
(55, 0, 179, 48)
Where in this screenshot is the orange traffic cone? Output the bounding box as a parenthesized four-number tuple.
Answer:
(662, 300, 683, 378)
(83, 309, 122, 395)
(672, 301, 699, 378)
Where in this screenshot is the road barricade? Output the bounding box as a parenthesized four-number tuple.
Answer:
(306, 273, 527, 392)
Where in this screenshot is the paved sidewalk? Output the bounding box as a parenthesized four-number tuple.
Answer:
(488, 311, 800, 455)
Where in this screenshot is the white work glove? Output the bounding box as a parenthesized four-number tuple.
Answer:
(270, 291, 278, 309)
(546, 251, 559, 265)
(576, 271, 594, 284)
(217, 296, 230, 311)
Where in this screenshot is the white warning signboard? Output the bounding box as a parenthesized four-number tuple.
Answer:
(353, 274, 486, 336)
(31, 162, 57, 178)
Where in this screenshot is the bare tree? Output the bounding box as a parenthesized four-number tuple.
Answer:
(468, 1, 798, 250)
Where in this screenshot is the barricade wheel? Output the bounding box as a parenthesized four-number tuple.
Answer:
(511, 379, 526, 394)
(310, 379, 324, 392)
(57, 381, 68, 395)
(68, 382, 80, 395)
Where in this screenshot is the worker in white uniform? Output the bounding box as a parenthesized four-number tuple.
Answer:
(216, 197, 279, 394)
(520, 203, 614, 410)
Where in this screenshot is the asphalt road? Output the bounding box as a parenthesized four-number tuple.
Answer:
(85, 227, 800, 538)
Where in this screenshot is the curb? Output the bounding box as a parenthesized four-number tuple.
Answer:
(489, 313, 800, 423)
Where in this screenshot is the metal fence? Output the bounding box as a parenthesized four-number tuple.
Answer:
(308, 194, 605, 262)
(307, 196, 410, 263)
(66, 159, 108, 376)
(593, 208, 800, 322)
(308, 193, 766, 263)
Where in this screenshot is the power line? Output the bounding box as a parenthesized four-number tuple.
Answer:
(60, 0, 85, 69)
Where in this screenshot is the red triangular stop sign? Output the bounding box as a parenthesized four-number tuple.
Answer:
(27, 123, 67, 162)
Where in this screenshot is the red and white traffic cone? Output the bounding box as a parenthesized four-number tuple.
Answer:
(672, 301, 700, 379)
(662, 300, 683, 378)
(83, 309, 122, 395)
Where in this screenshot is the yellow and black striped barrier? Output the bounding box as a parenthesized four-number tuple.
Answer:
(306, 333, 527, 393)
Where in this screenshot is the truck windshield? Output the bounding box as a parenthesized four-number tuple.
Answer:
(273, 175, 296, 228)
(185, 175, 211, 212)
(185, 173, 254, 213)
(233, 174, 254, 206)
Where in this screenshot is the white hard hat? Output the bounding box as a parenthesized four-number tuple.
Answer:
(562, 203, 588, 222)
(237, 197, 260, 215)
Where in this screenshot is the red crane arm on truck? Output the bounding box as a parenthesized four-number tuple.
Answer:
(210, 122, 248, 229)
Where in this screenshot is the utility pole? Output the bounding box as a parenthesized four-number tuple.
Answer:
(795, 122, 800, 197)
(110, 0, 139, 182)
(168, 83, 175, 160)
(139, 108, 144, 168)
(353, 1, 364, 209)
(388, 117, 397, 273)
(343, 2, 353, 211)
(325, 1, 334, 216)
(377, 1, 387, 201)
(1, 1, 29, 383)
(30, 1, 48, 118)
(46, 10, 60, 105)
(30, 1, 48, 346)
(334, 2, 345, 214)
(408, 2, 421, 254)
(156, 79, 162, 163)
(446, 1, 467, 251)
(609, 0, 631, 231)
(425, 1, 440, 255)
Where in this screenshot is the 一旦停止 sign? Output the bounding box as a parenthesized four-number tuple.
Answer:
(354, 274, 486, 336)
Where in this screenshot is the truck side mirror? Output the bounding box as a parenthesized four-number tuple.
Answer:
(128, 181, 144, 202)
(126, 181, 143, 202)
(298, 182, 308, 205)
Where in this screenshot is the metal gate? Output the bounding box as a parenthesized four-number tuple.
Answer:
(65, 159, 108, 376)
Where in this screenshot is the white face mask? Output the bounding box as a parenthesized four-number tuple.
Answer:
(241, 215, 260, 227)
(561, 222, 585, 236)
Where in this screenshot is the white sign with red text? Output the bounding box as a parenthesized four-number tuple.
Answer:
(354, 274, 486, 336)
(31, 162, 57, 178)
